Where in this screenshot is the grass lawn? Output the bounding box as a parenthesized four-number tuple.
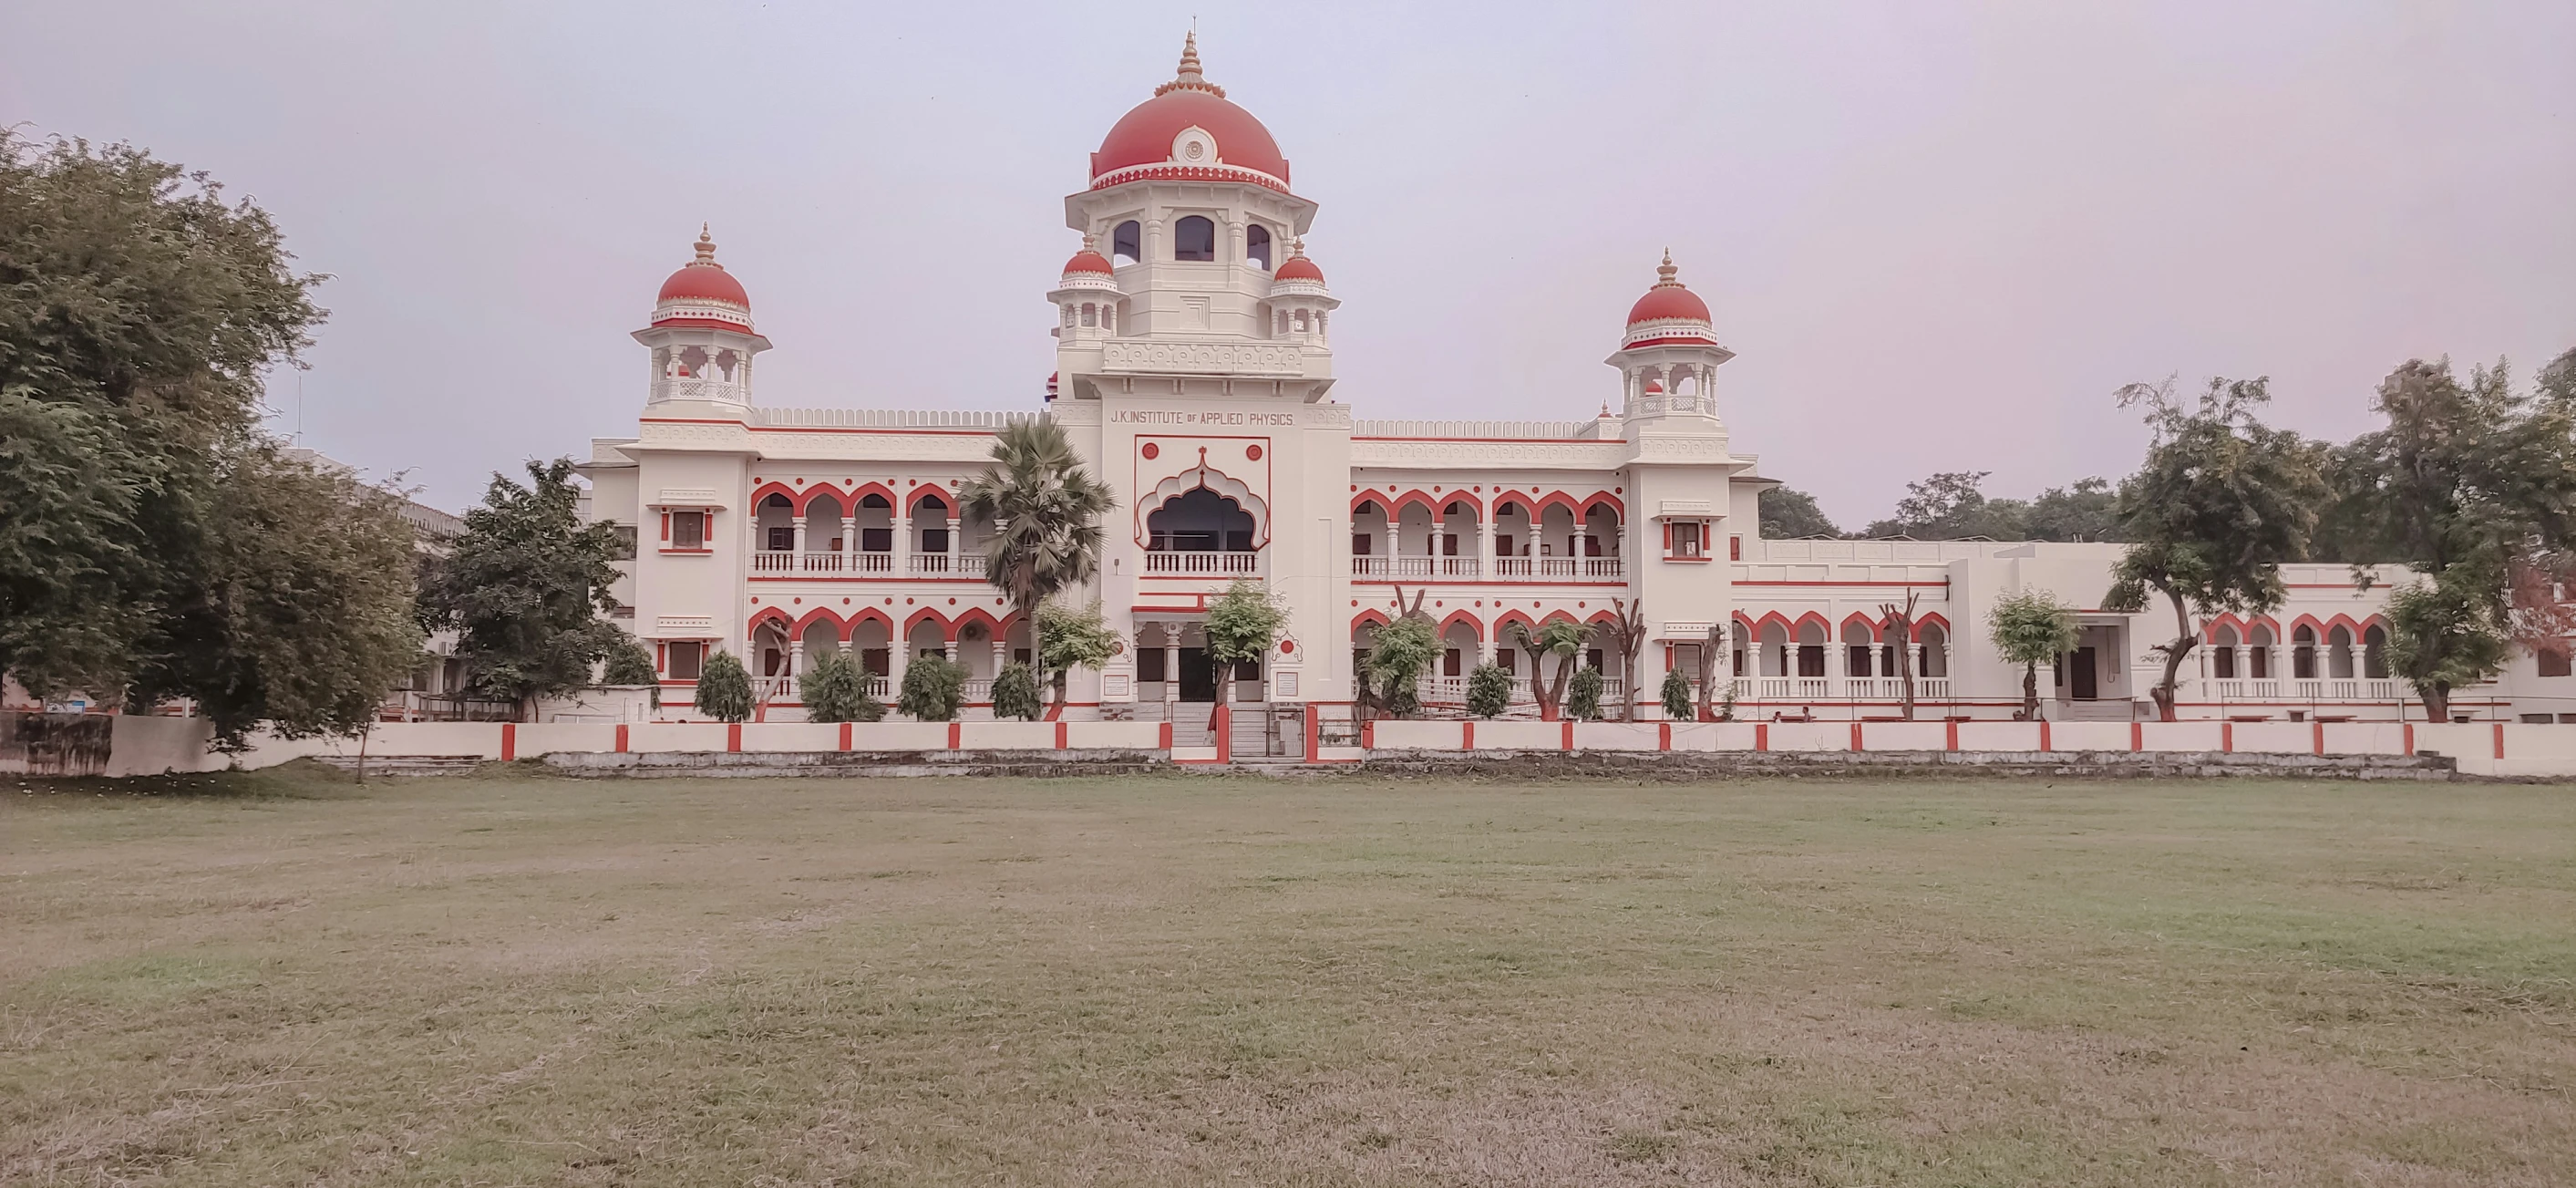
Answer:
(5, 767, 2573, 1186)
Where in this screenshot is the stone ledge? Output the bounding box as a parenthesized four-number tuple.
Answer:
(1358, 749, 2458, 781)
(543, 749, 1170, 779)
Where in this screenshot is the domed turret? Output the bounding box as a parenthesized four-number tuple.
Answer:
(1605, 250, 1731, 425)
(1088, 32, 1291, 191)
(634, 225, 771, 409)
(1622, 251, 1716, 349)
(651, 225, 754, 334)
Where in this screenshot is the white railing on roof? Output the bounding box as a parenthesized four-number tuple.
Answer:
(751, 408, 1037, 429)
(1144, 552, 1261, 575)
(1352, 419, 1594, 439)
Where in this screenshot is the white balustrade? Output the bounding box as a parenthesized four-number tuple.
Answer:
(853, 552, 894, 574)
(961, 678, 994, 702)
(1440, 557, 1481, 578)
(910, 554, 954, 575)
(751, 552, 795, 573)
(1149, 552, 1262, 575)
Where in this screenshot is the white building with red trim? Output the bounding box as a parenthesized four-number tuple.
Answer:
(579, 36, 2564, 730)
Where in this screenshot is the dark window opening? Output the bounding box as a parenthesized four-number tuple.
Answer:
(1248, 224, 1273, 269)
(1146, 486, 1255, 552)
(1175, 215, 1216, 262)
(611, 524, 637, 560)
(763, 493, 792, 509)
(2542, 647, 2571, 678)
(921, 528, 950, 553)
(860, 648, 889, 677)
(1112, 220, 1141, 263)
(1139, 648, 1167, 682)
(860, 492, 891, 509)
(768, 526, 793, 551)
(669, 511, 706, 550)
(667, 642, 705, 680)
(1352, 533, 1372, 556)
(861, 527, 892, 552)
(914, 492, 947, 512)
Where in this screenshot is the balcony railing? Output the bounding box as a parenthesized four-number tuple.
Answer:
(1351, 556, 1435, 579)
(2293, 678, 2401, 701)
(1145, 551, 1261, 575)
(1732, 677, 1954, 702)
(2215, 679, 2282, 699)
(1368, 557, 1621, 581)
(752, 550, 902, 575)
(908, 553, 988, 577)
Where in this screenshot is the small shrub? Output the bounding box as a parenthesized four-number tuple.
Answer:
(897, 655, 966, 721)
(603, 636, 661, 709)
(1661, 668, 1693, 720)
(1567, 666, 1603, 720)
(799, 651, 879, 723)
(1466, 663, 1513, 718)
(693, 651, 754, 723)
(991, 662, 1042, 720)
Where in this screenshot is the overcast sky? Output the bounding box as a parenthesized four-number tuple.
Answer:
(10, 2, 2572, 524)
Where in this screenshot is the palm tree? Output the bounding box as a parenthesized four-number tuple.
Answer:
(959, 418, 1113, 715)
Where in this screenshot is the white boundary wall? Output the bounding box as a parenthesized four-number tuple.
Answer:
(86, 716, 2576, 779)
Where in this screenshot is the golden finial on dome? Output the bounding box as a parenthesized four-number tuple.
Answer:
(693, 224, 718, 266)
(1654, 249, 1682, 288)
(1156, 28, 1226, 98)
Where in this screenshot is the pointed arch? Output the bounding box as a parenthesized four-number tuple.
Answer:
(843, 607, 894, 635)
(841, 480, 898, 511)
(748, 481, 801, 514)
(905, 485, 957, 516)
(788, 607, 849, 640)
(1491, 609, 1539, 639)
(1349, 609, 1393, 634)
(1139, 459, 1270, 548)
(1839, 612, 1881, 643)
(1910, 612, 1952, 643)
(1436, 610, 1484, 641)
(902, 607, 954, 638)
(747, 606, 794, 635)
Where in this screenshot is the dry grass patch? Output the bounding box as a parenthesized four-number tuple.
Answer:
(3, 766, 2572, 1184)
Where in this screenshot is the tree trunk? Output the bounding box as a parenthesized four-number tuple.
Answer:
(2422, 680, 2451, 722)
(1546, 654, 1576, 719)
(1894, 635, 1916, 721)
(1209, 654, 1229, 741)
(1046, 670, 1068, 721)
(2022, 663, 2039, 721)
(2153, 588, 2195, 723)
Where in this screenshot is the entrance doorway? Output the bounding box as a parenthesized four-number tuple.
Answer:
(2069, 647, 2099, 700)
(1178, 646, 1215, 702)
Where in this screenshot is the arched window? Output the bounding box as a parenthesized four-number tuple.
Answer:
(2363, 625, 2389, 679)
(1147, 487, 1255, 553)
(860, 492, 891, 509)
(1080, 304, 1097, 327)
(1174, 215, 1216, 262)
(2327, 625, 2355, 678)
(1919, 623, 1949, 677)
(1247, 224, 1273, 269)
(2293, 625, 2317, 679)
(1111, 220, 1141, 263)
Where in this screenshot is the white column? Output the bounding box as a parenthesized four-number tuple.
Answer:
(1164, 636, 1181, 704)
(895, 513, 912, 573)
(792, 514, 808, 554)
(841, 514, 856, 557)
(788, 638, 805, 678)
(943, 634, 959, 664)
(890, 635, 911, 696)
(1478, 512, 1495, 580)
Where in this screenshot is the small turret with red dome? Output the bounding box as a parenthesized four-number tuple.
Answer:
(1089, 32, 1292, 192)
(651, 225, 755, 335)
(1622, 251, 1717, 349)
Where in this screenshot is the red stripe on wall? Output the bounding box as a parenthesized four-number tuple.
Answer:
(1658, 722, 1672, 751)
(1462, 720, 1476, 749)
(948, 722, 963, 750)
(2494, 722, 2507, 759)
(614, 723, 628, 754)
(1561, 721, 1574, 751)
(2130, 721, 2143, 751)
(2038, 720, 2052, 751)
(1850, 722, 1865, 751)
(840, 722, 852, 751)
(1755, 723, 1769, 751)
(500, 723, 516, 762)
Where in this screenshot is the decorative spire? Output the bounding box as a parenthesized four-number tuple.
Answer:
(692, 224, 719, 268)
(1081, 232, 1098, 253)
(1155, 30, 1227, 98)
(1654, 248, 1682, 288)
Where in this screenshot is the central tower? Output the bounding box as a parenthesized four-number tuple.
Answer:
(1051, 34, 1355, 715)
(1051, 32, 1338, 404)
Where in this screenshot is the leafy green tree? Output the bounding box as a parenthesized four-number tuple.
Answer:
(2324, 353, 2576, 718)
(128, 443, 425, 747)
(799, 649, 881, 723)
(2384, 576, 2506, 720)
(1036, 602, 1118, 716)
(1510, 619, 1590, 719)
(1987, 590, 2080, 721)
(421, 459, 627, 721)
(1365, 615, 1439, 718)
(990, 662, 1042, 721)
(1201, 580, 1283, 723)
(960, 418, 1112, 711)
(603, 637, 657, 687)
(2099, 377, 2329, 720)
(897, 654, 966, 721)
(693, 650, 754, 723)
(1661, 667, 1694, 720)
(1466, 663, 1513, 718)
(1567, 666, 1604, 720)
(2022, 478, 2124, 542)
(1757, 487, 1839, 539)
(1, 134, 427, 747)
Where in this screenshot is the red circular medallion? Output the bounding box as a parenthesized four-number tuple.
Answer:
(1280, 640, 1294, 654)
(1246, 444, 1263, 460)
(1140, 442, 1159, 460)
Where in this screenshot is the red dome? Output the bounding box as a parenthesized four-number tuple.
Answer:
(1626, 284, 1709, 325)
(1273, 253, 1324, 282)
(659, 263, 748, 307)
(1063, 247, 1115, 274)
(1090, 36, 1290, 189)
(656, 228, 749, 310)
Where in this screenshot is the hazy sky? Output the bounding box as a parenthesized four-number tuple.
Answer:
(10, 2, 2572, 524)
